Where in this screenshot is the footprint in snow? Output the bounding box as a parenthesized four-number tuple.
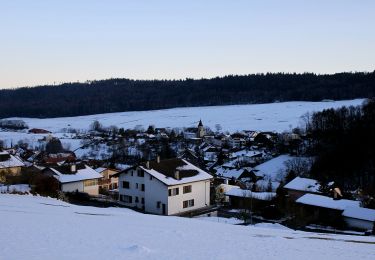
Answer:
(123, 245, 151, 254)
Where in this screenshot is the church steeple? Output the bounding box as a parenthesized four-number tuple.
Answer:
(197, 119, 205, 138)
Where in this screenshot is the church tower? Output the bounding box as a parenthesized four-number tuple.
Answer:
(197, 119, 205, 138)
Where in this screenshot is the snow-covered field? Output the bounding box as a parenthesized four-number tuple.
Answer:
(1, 194, 374, 260)
(4, 99, 365, 133)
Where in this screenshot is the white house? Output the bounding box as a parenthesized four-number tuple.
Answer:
(0, 150, 25, 176)
(118, 158, 212, 215)
(44, 163, 102, 196)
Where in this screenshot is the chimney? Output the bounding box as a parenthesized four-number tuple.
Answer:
(174, 170, 180, 180)
(146, 161, 150, 169)
(71, 164, 76, 173)
(156, 155, 160, 163)
(224, 179, 229, 185)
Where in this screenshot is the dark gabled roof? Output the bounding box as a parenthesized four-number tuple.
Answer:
(198, 119, 203, 127)
(0, 153, 11, 162)
(48, 163, 86, 175)
(141, 158, 199, 180)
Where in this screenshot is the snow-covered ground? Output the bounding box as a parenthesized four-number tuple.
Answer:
(1, 194, 374, 260)
(0, 184, 30, 193)
(196, 216, 244, 225)
(4, 99, 365, 133)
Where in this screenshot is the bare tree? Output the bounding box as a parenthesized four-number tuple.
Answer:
(284, 157, 313, 178)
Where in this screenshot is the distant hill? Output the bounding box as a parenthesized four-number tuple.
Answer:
(0, 72, 374, 118)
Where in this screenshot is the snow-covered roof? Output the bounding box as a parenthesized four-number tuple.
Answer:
(222, 159, 239, 169)
(140, 159, 212, 186)
(296, 194, 360, 211)
(95, 167, 106, 173)
(284, 177, 321, 193)
(115, 163, 133, 171)
(230, 150, 263, 159)
(342, 207, 375, 222)
(217, 184, 240, 193)
(50, 165, 103, 183)
(215, 167, 248, 179)
(225, 187, 276, 201)
(0, 151, 25, 169)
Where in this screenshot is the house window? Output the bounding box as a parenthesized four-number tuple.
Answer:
(84, 179, 98, 187)
(141, 184, 145, 191)
(122, 181, 130, 189)
(135, 197, 139, 203)
(183, 199, 194, 208)
(137, 169, 144, 177)
(120, 195, 132, 203)
(183, 185, 192, 194)
(150, 175, 153, 181)
(168, 187, 179, 196)
(141, 197, 145, 204)
(136, 183, 139, 189)
(157, 201, 161, 208)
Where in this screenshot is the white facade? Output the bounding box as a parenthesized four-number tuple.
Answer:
(167, 180, 210, 215)
(118, 161, 212, 216)
(61, 180, 99, 196)
(61, 181, 83, 193)
(118, 168, 147, 210)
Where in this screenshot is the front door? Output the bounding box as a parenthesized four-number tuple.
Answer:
(162, 204, 166, 215)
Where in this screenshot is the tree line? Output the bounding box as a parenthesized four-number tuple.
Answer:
(0, 72, 374, 118)
(305, 99, 375, 197)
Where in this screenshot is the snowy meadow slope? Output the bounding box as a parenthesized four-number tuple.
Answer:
(1, 194, 374, 260)
(5, 99, 365, 133)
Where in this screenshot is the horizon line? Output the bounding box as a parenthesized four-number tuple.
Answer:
(2, 70, 374, 90)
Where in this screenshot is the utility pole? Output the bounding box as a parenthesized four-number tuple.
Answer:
(250, 189, 253, 225)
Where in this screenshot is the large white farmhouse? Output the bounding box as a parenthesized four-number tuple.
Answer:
(117, 158, 212, 215)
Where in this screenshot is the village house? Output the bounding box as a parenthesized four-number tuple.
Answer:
(229, 149, 266, 166)
(178, 149, 206, 170)
(117, 157, 212, 215)
(342, 206, 375, 231)
(28, 128, 51, 134)
(223, 185, 276, 210)
(214, 167, 257, 184)
(215, 183, 239, 204)
(0, 150, 25, 177)
(228, 132, 247, 148)
(38, 151, 77, 164)
(283, 177, 321, 201)
(202, 146, 220, 162)
(42, 163, 102, 196)
(95, 167, 119, 191)
(295, 193, 360, 228)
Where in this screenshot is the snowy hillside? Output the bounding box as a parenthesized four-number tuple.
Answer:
(1, 194, 374, 260)
(5, 99, 364, 133)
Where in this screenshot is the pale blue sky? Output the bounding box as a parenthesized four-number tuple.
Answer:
(0, 0, 374, 89)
